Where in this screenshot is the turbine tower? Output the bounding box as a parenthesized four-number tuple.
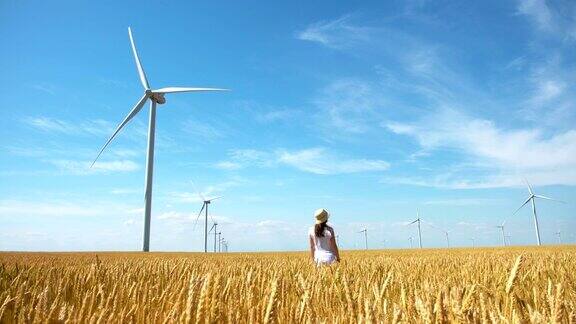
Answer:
(92, 27, 227, 252)
(409, 211, 423, 248)
(496, 221, 506, 247)
(193, 195, 222, 252)
(513, 179, 565, 246)
(358, 229, 368, 250)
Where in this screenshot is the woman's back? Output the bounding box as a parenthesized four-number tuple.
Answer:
(309, 226, 335, 257)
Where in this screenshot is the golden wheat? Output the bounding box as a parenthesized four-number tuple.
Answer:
(0, 247, 575, 323)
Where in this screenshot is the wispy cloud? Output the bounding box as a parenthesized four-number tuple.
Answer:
(313, 78, 387, 135)
(383, 107, 576, 187)
(423, 198, 502, 206)
(277, 147, 389, 175)
(23, 117, 114, 137)
(30, 83, 56, 95)
(296, 15, 372, 49)
(215, 147, 389, 175)
(516, 0, 576, 40)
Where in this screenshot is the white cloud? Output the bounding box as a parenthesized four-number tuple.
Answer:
(216, 147, 390, 175)
(296, 15, 372, 49)
(383, 107, 576, 187)
(517, 0, 553, 32)
(214, 161, 242, 170)
(277, 147, 389, 175)
(516, 0, 576, 40)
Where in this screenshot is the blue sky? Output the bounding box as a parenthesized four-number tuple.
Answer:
(1, 0, 575, 251)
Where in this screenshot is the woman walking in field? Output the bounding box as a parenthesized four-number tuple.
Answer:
(309, 208, 340, 265)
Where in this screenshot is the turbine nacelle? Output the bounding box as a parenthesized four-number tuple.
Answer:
(151, 92, 166, 104)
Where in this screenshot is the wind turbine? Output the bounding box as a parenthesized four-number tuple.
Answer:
(469, 238, 476, 248)
(209, 221, 218, 252)
(408, 211, 423, 248)
(193, 195, 223, 252)
(92, 27, 227, 252)
(358, 229, 368, 250)
(496, 221, 506, 247)
(505, 235, 512, 246)
(555, 231, 562, 244)
(513, 179, 565, 246)
(217, 232, 222, 252)
(426, 222, 450, 248)
(408, 236, 414, 248)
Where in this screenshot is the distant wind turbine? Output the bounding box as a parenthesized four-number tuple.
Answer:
(496, 221, 506, 247)
(92, 27, 227, 252)
(469, 238, 476, 248)
(408, 211, 423, 248)
(382, 239, 388, 248)
(193, 195, 222, 252)
(505, 235, 512, 246)
(426, 222, 450, 248)
(513, 179, 565, 246)
(209, 221, 218, 252)
(408, 236, 414, 248)
(358, 229, 368, 250)
(555, 231, 562, 244)
(217, 232, 222, 252)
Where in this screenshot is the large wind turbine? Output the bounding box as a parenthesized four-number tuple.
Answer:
(193, 195, 222, 252)
(92, 27, 227, 252)
(408, 211, 423, 249)
(496, 221, 506, 247)
(513, 180, 564, 246)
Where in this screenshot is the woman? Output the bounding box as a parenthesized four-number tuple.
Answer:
(308, 208, 340, 265)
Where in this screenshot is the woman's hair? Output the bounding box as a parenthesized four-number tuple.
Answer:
(314, 221, 329, 237)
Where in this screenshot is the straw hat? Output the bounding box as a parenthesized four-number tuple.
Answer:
(314, 208, 329, 224)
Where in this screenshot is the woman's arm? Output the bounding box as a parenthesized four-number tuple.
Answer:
(309, 236, 315, 261)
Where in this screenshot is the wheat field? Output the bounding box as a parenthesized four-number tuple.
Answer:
(0, 247, 575, 323)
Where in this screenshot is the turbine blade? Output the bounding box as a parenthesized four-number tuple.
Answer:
(192, 203, 206, 231)
(524, 178, 533, 195)
(151, 87, 229, 94)
(501, 220, 506, 227)
(207, 196, 223, 202)
(208, 223, 215, 233)
(534, 195, 565, 203)
(128, 27, 150, 90)
(91, 95, 148, 167)
(512, 197, 532, 215)
(408, 219, 419, 225)
(190, 181, 206, 202)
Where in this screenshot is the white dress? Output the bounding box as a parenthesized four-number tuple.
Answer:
(308, 226, 337, 265)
